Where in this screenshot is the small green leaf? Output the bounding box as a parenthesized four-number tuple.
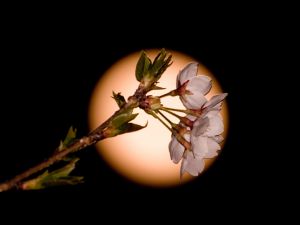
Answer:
(111, 112, 138, 128)
(123, 122, 148, 133)
(112, 92, 126, 108)
(49, 158, 79, 178)
(58, 126, 77, 151)
(108, 122, 148, 137)
(21, 158, 83, 190)
(152, 85, 166, 90)
(135, 51, 152, 81)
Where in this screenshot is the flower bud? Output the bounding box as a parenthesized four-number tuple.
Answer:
(135, 49, 172, 92)
(148, 96, 162, 110)
(139, 96, 162, 111)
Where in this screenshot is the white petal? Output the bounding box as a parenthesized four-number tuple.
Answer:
(191, 136, 208, 158)
(181, 92, 207, 109)
(183, 132, 191, 141)
(203, 93, 227, 111)
(211, 103, 222, 111)
(186, 115, 197, 122)
(204, 109, 220, 117)
(177, 62, 198, 86)
(180, 76, 212, 109)
(168, 136, 184, 164)
(205, 114, 224, 137)
(191, 117, 209, 136)
(187, 76, 212, 96)
(205, 138, 221, 158)
(180, 151, 205, 177)
(180, 160, 186, 178)
(203, 110, 223, 120)
(212, 135, 224, 143)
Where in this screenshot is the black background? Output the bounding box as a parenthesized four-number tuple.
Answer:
(0, 5, 285, 217)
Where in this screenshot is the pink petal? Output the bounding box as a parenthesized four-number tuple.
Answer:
(180, 151, 205, 177)
(210, 102, 222, 112)
(168, 136, 185, 164)
(204, 109, 220, 117)
(181, 92, 207, 109)
(205, 114, 224, 137)
(212, 135, 224, 143)
(191, 117, 209, 137)
(191, 136, 208, 158)
(205, 138, 221, 158)
(177, 62, 198, 86)
(187, 76, 212, 96)
(203, 93, 228, 111)
(186, 115, 197, 122)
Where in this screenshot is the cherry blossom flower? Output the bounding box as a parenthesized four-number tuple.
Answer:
(168, 93, 228, 177)
(177, 62, 212, 109)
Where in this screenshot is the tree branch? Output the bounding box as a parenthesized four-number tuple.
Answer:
(0, 49, 173, 192)
(0, 128, 106, 192)
(0, 93, 138, 192)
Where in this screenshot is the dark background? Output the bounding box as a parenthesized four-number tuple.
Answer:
(0, 5, 285, 216)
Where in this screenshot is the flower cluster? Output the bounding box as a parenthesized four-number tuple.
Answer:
(168, 63, 227, 177)
(134, 50, 227, 178)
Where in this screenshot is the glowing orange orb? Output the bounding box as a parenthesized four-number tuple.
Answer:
(89, 50, 228, 187)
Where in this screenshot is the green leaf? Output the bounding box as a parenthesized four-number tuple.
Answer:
(152, 48, 166, 66)
(123, 122, 148, 133)
(109, 122, 148, 137)
(58, 126, 77, 151)
(112, 92, 126, 108)
(21, 158, 83, 190)
(135, 51, 152, 81)
(49, 158, 79, 178)
(111, 112, 138, 128)
(149, 48, 172, 81)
